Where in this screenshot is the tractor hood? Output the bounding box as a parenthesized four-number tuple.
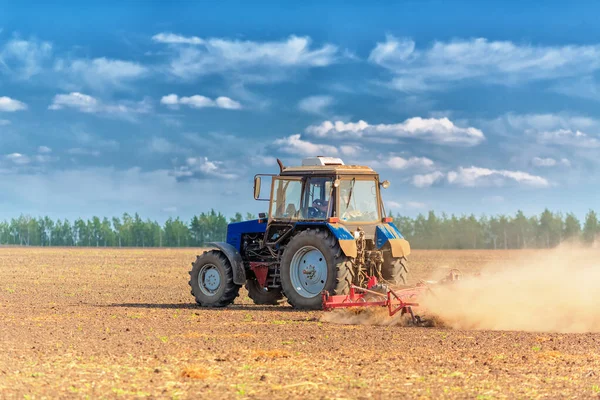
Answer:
(226, 219, 267, 250)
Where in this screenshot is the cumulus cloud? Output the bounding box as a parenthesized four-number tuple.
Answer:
(160, 94, 242, 110)
(273, 134, 338, 156)
(447, 166, 549, 188)
(298, 95, 334, 115)
(411, 166, 549, 188)
(412, 171, 444, 188)
(37, 146, 52, 154)
(49, 92, 152, 119)
(369, 35, 600, 91)
(0, 96, 27, 112)
(154, 33, 340, 81)
(306, 117, 484, 146)
(386, 156, 434, 169)
(152, 33, 204, 45)
(339, 145, 361, 156)
(171, 157, 237, 181)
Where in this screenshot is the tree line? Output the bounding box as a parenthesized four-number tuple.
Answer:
(0, 209, 598, 249)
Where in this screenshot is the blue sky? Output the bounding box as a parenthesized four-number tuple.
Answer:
(1, 0, 599, 222)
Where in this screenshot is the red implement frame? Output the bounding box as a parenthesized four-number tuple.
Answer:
(322, 283, 429, 317)
(322, 270, 461, 319)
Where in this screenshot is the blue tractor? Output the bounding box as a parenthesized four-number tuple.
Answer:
(188, 156, 411, 310)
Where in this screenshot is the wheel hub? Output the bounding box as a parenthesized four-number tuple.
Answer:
(198, 264, 221, 296)
(290, 246, 327, 297)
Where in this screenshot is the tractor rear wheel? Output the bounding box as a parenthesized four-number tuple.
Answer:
(382, 253, 409, 286)
(245, 280, 283, 305)
(189, 250, 240, 307)
(280, 229, 351, 310)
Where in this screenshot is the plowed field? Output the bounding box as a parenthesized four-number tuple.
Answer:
(1, 247, 599, 399)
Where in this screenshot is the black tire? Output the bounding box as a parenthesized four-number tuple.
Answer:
(381, 253, 409, 285)
(189, 250, 240, 307)
(245, 280, 284, 305)
(280, 229, 352, 310)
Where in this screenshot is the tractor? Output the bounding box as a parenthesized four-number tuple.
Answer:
(188, 156, 411, 310)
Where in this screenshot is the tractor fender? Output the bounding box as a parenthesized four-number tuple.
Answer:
(325, 223, 357, 258)
(206, 242, 247, 285)
(375, 223, 411, 258)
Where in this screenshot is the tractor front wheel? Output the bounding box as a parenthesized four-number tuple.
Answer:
(280, 229, 351, 310)
(189, 250, 240, 307)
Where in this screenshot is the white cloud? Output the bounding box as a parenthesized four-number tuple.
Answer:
(0, 119, 10, 126)
(160, 94, 242, 110)
(37, 146, 52, 154)
(54, 57, 148, 90)
(537, 129, 600, 148)
(534, 156, 571, 167)
(532, 157, 557, 167)
(172, 157, 237, 180)
(0, 96, 27, 112)
(298, 95, 334, 115)
(386, 156, 434, 169)
(369, 35, 600, 91)
(49, 92, 152, 119)
(532, 157, 571, 168)
(152, 33, 204, 45)
(49, 92, 98, 112)
(412, 171, 444, 188)
(0, 38, 52, 79)
(273, 134, 338, 156)
(339, 145, 361, 156)
(154, 33, 340, 81)
(5, 153, 30, 165)
(306, 117, 484, 146)
(447, 166, 549, 188)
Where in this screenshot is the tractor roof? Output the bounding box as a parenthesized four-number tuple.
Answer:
(279, 157, 377, 176)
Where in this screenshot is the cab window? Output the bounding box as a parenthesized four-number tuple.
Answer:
(270, 179, 302, 219)
(304, 177, 332, 219)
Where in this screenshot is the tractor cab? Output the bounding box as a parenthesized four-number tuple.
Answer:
(253, 157, 393, 246)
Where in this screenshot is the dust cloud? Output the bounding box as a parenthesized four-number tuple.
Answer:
(322, 245, 600, 333)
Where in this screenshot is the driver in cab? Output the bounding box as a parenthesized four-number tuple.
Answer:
(311, 198, 329, 219)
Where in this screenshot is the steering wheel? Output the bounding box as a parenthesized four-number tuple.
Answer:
(307, 207, 320, 218)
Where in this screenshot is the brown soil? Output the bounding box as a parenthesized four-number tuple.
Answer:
(1, 247, 600, 399)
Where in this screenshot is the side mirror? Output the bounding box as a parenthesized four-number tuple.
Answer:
(253, 176, 261, 199)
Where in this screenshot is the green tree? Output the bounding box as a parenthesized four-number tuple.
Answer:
(563, 213, 581, 242)
(583, 210, 599, 245)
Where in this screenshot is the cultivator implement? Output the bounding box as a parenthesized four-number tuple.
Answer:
(322, 269, 461, 325)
